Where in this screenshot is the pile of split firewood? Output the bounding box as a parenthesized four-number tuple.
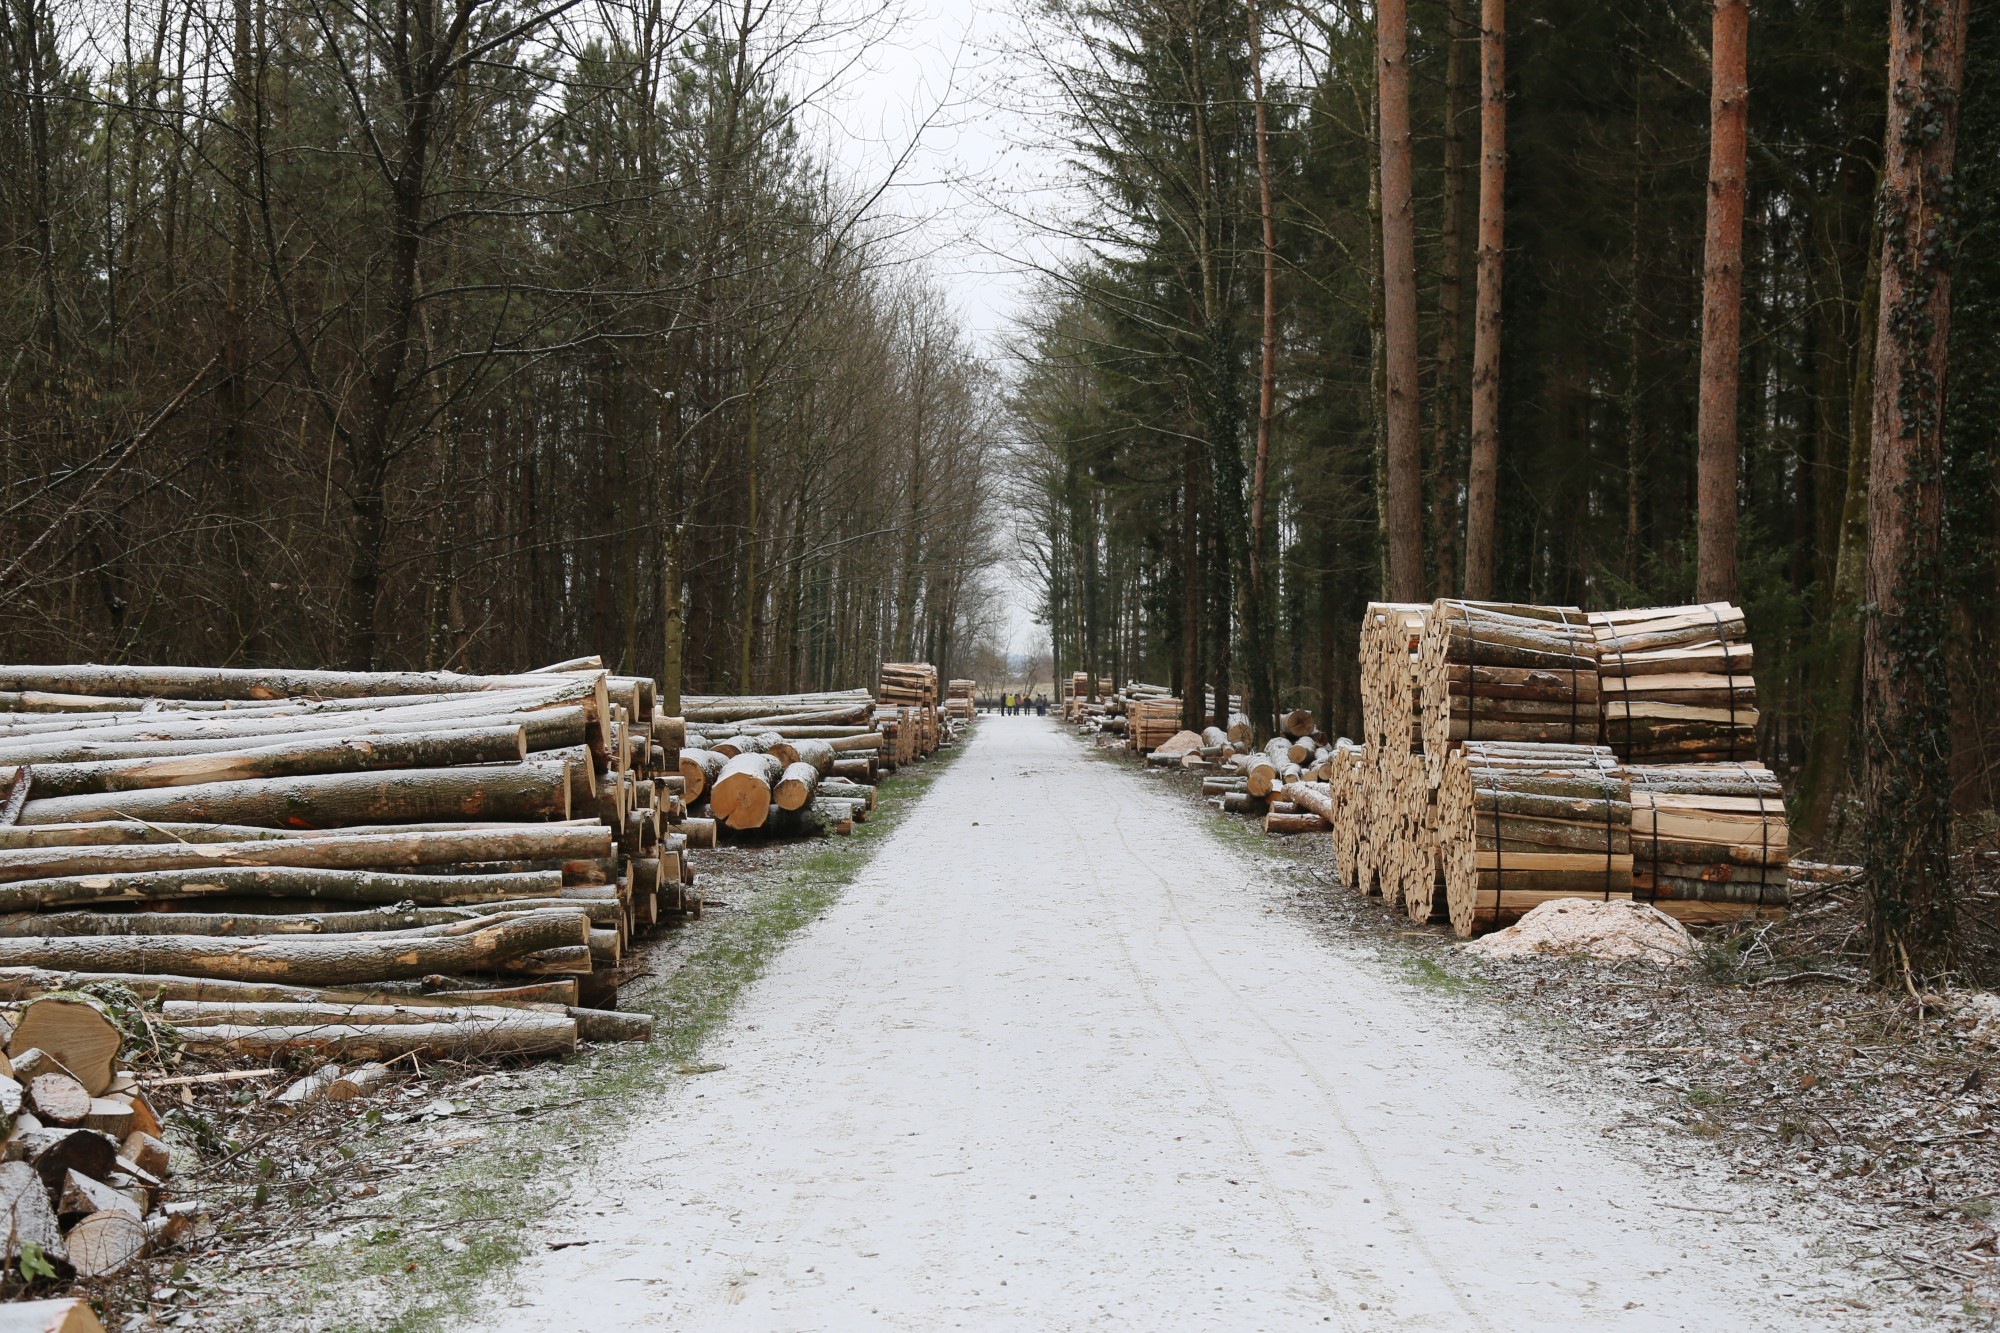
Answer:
(1073, 600, 1795, 939)
(0, 993, 200, 1283)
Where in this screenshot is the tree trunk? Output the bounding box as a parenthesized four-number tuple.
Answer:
(0, 909, 586, 985)
(1378, 0, 1424, 602)
(18, 762, 569, 829)
(1463, 0, 1505, 598)
(1863, 0, 1968, 985)
(1245, 0, 1280, 742)
(1432, 0, 1472, 597)
(1696, 0, 1749, 603)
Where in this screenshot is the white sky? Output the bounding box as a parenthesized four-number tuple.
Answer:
(795, 0, 1068, 658)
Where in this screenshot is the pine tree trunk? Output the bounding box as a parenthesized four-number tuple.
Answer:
(1463, 0, 1506, 598)
(1696, 0, 1749, 604)
(1245, 0, 1280, 742)
(1431, 0, 1472, 598)
(1863, 0, 1968, 985)
(1378, 0, 1424, 602)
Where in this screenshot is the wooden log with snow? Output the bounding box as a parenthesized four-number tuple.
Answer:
(17, 762, 570, 829)
(709, 753, 783, 831)
(0, 909, 588, 985)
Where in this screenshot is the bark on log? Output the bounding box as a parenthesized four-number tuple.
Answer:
(173, 1013, 575, 1060)
(18, 762, 570, 829)
(710, 754, 782, 831)
(0, 910, 587, 985)
(0, 1162, 65, 1265)
(0, 866, 564, 912)
(27, 727, 527, 799)
(0, 707, 587, 768)
(0, 826, 610, 886)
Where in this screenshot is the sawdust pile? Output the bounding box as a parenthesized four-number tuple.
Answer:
(1463, 898, 1694, 967)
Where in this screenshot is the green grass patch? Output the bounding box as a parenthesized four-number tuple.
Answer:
(282, 750, 959, 1333)
(1403, 956, 1478, 993)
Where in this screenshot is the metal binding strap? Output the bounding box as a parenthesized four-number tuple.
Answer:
(1603, 769, 1616, 901)
(1556, 608, 1581, 745)
(1484, 756, 1504, 922)
(1603, 616, 1636, 760)
(1736, 760, 1771, 910)
(1638, 766, 1662, 904)
(1709, 602, 1739, 762)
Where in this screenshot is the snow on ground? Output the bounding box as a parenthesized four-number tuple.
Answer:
(480, 717, 1880, 1330)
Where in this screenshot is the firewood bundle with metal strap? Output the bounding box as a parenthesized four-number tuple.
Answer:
(1416, 601, 1600, 756)
(1589, 604, 1759, 763)
(1622, 761, 1787, 918)
(1434, 742, 1632, 939)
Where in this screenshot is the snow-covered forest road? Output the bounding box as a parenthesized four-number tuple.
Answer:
(484, 718, 1862, 1330)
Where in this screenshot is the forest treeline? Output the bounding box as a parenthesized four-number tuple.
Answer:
(1007, 0, 1996, 854)
(0, 0, 1003, 696)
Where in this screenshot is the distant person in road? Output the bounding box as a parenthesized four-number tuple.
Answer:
(1003, 692, 1014, 716)
(1036, 695, 1047, 717)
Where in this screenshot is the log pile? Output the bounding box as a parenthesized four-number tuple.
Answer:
(1590, 604, 1759, 763)
(1081, 597, 1797, 941)
(1434, 742, 1632, 938)
(0, 660, 677, 1015)
(1623, 761, 1787, 916)
(1416, 601, 1599, 753)
(0, 994, 205, 1279)
(946, 679, 976, 724)
(677, 670, 951, 839)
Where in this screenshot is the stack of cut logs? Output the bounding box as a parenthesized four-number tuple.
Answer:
(878, 663, 945, 763)
(680, 689, 883, 837)
(1077, 599, 1790, 940)
(1351, 599, 1786, 934)
(1590, 605, 1759, 763)
(0, 658, 690, 1279)
(0, 660, 671, 1040)
(946, 679, 976, 724)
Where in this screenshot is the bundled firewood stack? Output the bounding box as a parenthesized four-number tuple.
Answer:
(1127, 698, 1184, 754)
(678, 689, 887, 836)
(1590, 604, 1759, 763)
(0, 994, 206, 1280)
(1416, 602, 1600, 754)
(945, 679, 976, 724)
(1433, 742, 1632, 937)
(1623, 761, 1787, 916)
(1360, 602, 1428, 759)
(880, 663, 943, 755)
(0, 661, 674, 1025)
